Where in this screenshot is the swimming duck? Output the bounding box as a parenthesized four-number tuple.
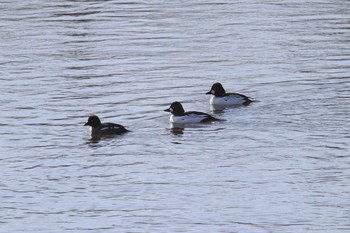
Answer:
(164, 101, 222, 124)
(84, 115, 129, 136)
(206, 82, 253, 106)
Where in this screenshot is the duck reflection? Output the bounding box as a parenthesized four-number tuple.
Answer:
(169, 124, 185, 135)
(210, 104, 228, 113)
(87, 135, 102, 144)
(168, 123, 210, 136)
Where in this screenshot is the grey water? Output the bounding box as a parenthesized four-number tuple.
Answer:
(1, 0, 349, 232)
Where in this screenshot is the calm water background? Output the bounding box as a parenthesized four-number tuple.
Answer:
(1, 0, 349, 232)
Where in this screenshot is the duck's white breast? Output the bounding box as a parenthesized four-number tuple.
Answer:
(170, 114, 207, 124)
(90, 126, 98, 135)
(210, 95, 246, 105)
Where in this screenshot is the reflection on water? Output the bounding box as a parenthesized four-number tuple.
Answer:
(168, 123, 221, 136)
(170, 126, 185, 136)
(1, 0, 350, 232)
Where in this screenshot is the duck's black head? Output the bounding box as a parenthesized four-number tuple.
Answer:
(206, 82, 226, 97)
(164, 101, 185, 116)
(84, 115, 102, 127)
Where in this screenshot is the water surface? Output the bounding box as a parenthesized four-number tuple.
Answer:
(1, 0, 349, 232)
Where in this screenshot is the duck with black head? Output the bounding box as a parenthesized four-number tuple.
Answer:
(84, 115, 129, 137)
(164, 101, 222, 124)
(206, 82, 253, 106)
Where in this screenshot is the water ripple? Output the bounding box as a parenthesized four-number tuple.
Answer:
(1, 0, 350, 232)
